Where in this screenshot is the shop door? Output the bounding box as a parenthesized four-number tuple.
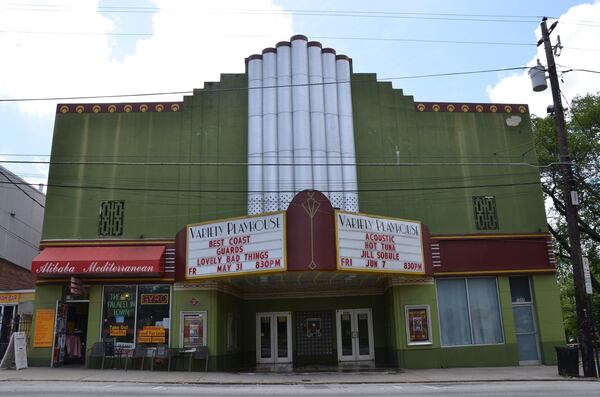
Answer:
(256, 312, 292, 364)
(509, 277, 540, 365)
(336, 309, 374, 362)
(0, 305, 16, 358)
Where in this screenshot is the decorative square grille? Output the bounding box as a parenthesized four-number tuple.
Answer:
(473, 196, 498, 230)
(295, 311, 333, 356)
(98, 200, 125, 236)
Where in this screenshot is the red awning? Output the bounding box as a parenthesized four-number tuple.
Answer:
(32, 245, 165, 277)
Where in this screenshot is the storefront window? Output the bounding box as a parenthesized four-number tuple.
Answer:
(102, 286, 136, 348)
(436, 277, 504, 346)
(136, 285, 170, 345)
(102, 285, 171, 348)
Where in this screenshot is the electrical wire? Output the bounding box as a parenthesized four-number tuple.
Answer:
(0, 158, 562, 168)
(0, 4, 547, 22)
(5, 65, 598, 103)
(0, 168, 45, 208)
(0, 179, 541, 194)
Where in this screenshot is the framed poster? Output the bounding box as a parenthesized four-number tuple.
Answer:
(180, 311, 207, 348)
(405, 305, 432, 345)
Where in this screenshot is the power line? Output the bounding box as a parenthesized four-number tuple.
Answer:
(0, 168, 45, 208)
(0, 29, 539, 47)
(0, 158, 559, 168)
(0, 4, 547, 22)
(4, 66, 597, 103)
(0, 179, 541, 194)
(0, 66, 531, 102)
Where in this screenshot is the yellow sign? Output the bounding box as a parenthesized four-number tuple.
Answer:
(109, 324, 128, 337)
(138, 326, 166, 343)
(33, 309, 55, 348)
(0, 293, 19, 304)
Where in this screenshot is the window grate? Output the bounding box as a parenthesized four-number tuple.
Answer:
(98, 200, 125, 236)
(473, 196, 498, 230)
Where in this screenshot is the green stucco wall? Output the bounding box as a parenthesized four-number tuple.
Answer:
(43, 75, 248, 240)
(28, 284, 62, 366)
(351, 74, 547, 235)
(532, 274, 565, 364)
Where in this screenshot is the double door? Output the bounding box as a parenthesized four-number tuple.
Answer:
(336, 309, 374, 361)
(256, 312, 292, 364)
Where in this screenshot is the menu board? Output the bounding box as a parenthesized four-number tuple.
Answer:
(186, 212, 286, 279)
(336, 210, 425, 275)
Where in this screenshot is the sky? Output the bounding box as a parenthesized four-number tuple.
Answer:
(1, 0, 599, 189)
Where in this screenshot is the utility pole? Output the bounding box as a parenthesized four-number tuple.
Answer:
(537, 17, 597, 377)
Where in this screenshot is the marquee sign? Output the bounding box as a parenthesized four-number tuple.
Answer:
(186, 211, 286, 279)
(335, 210, 425, 275)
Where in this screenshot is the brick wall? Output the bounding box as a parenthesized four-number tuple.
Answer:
(0, 258, 36, 290)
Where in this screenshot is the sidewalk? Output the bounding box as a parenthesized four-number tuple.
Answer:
(0, 365, 591, 385)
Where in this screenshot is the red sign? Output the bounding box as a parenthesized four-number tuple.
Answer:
(31, 246, 165, 276)
(140, 293, 169, 305)
(32, 261, 160, 275)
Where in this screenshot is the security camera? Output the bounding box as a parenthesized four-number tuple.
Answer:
(547, 105, 555, 115)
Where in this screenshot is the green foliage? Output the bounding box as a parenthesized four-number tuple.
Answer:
(532, 93, 600, 340)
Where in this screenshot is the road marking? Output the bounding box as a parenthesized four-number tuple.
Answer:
(152, 386, 165, 390)
(423, 385, 440, 390)
(392, 385, 403, 390)
(102, 385, 113, 388)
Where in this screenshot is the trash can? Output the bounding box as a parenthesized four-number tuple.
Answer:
(555, 345, 580, 377)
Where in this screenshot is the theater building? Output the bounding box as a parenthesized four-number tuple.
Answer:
(28, 35, 564, 370)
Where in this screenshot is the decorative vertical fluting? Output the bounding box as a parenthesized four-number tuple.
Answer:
(291, 35, 313, 193)
(308, 41, 328, 196)
(276, 42, 294, 210)
(247, 35, 358, 214)
(262, 48, 279, 212)
(336, 55, 359, 212)
(322, 48, 344, 209)
(247, 55, 263, 215)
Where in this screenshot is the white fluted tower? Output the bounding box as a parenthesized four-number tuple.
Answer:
(246, 35, 359, 214)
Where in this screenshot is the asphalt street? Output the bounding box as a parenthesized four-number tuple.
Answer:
(0, 380, 599, 397)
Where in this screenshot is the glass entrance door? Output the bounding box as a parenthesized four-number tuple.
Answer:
(0, 305, 16, 359)
(509, 276, 540, 365)
(336, 309, 374, 362)
(256, 312, 292, 364)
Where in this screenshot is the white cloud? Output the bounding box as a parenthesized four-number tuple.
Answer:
(0, 0, 294, 114)
(487, 1, 600, 117)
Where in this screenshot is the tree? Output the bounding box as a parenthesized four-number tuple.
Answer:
(532, 92, 600, 339)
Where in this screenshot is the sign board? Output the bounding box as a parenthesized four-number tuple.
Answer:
(140, 293, 169, 305)
(186, 212, 286, 279)
(583, 257, 593, 295)
(14, 332, 28, 370)
(0, 293, 19, 304)
(0, 332, 28, 370)
(335, 210, 425, 275)
(33, 309, 55, 348)
(32, 261, 160, 275)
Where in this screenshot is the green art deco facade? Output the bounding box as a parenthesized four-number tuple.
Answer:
(29, 36, 564, 370)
